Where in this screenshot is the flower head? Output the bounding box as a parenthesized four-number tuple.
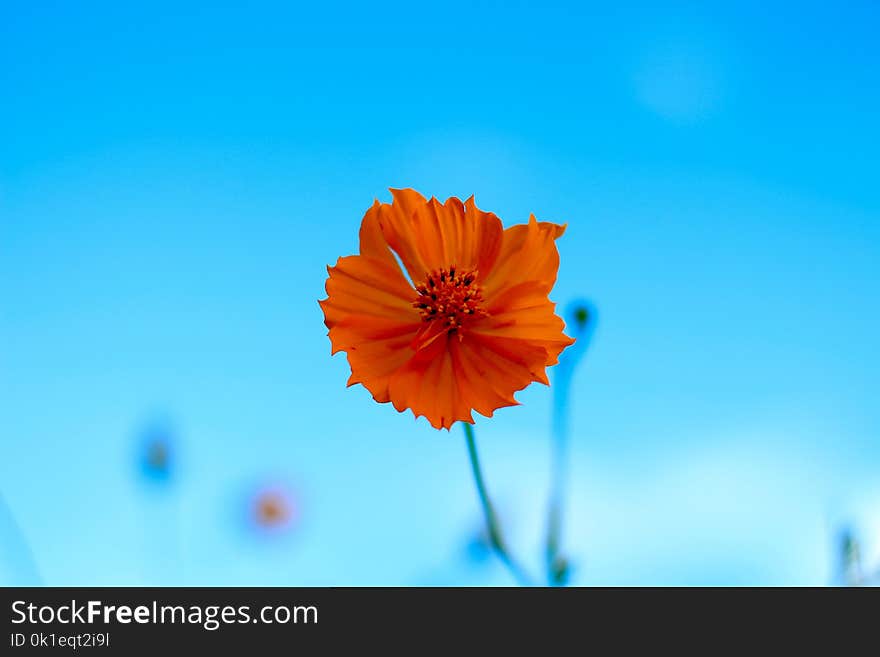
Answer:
(137, 419, 175, 484)
(320, 189, 574, 429)
(251, 487, 296, 533)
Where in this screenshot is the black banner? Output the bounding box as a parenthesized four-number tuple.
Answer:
(0, 587, 873, 652)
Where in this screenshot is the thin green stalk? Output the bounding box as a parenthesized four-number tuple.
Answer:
(463, 422, 534, 586)
(545, 399, 570, 585)
(545, 301, 595, 585)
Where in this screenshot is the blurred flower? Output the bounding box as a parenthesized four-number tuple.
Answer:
(137, 420, 175, 484)
(145, 440, 170, 474)
(248, 485, 298, 535)
(320, 188, 574, 429)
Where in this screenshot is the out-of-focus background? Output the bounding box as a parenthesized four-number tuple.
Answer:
(1, 1, 878, 586)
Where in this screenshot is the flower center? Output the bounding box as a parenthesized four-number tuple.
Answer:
(413, 266, 487, 331)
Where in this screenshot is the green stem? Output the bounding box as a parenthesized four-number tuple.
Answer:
(463, 422, 534, 586)
(545, 424, 568, 585)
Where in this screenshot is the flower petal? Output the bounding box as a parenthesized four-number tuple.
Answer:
(472, 280, 575, 366)
(482, 214, 566, 297)
(387, 334, 475, 429)
(342, 322, 417, 403)
(465, 332, 554, 387)
(377, 189, 504, 283)
(320, 232, 422, 402)
(358, 200, 403, 268)
(376, 188, 432, 282)
(449, 337, 519, 418)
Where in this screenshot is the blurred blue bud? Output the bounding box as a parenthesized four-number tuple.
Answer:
(137, 419, 176, 484)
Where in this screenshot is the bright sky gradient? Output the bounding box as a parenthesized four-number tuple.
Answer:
(2, 1, 879, 585)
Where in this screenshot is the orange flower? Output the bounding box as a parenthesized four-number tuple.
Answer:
(320, 189, 575, 430)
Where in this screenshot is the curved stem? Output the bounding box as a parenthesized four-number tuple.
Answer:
(463, 422, 534, 586)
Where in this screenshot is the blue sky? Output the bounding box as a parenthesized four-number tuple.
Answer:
(1, 1, 879, 585)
